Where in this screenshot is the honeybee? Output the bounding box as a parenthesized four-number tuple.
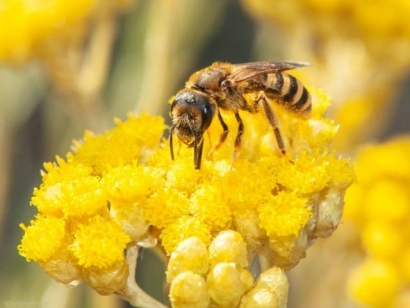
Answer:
(170, 61, 312, 169)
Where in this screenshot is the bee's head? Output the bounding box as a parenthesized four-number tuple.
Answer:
(169, 90, 215, 169)
(170, 91, 215, 146)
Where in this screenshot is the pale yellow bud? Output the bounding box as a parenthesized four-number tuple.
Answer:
(83, 259, 128, 295)
(257, 267, 289, 308)
(167, 237, 209, 282)
(234, 211, 266, 249)
(239, 268, 255, 293)
(207, 262, 246, 307)
(269, 230, 308, 269)
(170, 271, 210, 308)
(40, 258, 83, 286)
(209, 230, 248, 267)
(110, 199, 149, 242)
(239, 287, 279, 308)
(312, 187, 345, 238)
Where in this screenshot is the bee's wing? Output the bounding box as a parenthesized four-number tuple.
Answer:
(229, 61, 311, 83)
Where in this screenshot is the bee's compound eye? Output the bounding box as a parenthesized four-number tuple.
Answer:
(201, 104, 213, 131)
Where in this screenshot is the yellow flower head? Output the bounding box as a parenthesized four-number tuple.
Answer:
(19, 88, 354, 305)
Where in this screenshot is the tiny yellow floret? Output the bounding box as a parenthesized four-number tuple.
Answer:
(161, 216, 212, 254)
(259, 191, 311, 238)
(70, 217, 131, 269)
(18, 215, 66, 262)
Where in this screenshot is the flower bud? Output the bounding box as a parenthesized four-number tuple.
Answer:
(207, 262, 246, 307)
(209, 230, 248, 268)
(167, 237, 209, 282)
(83, 259, 128, 295)
(170, 271, 210, 308)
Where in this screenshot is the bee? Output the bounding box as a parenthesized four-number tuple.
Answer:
(169, 61, 311, 169)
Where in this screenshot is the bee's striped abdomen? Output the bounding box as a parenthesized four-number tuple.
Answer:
(265, 72, 312, 118)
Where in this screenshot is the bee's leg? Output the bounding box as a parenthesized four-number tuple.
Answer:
(232, 112, 244, 165)
(210, 112, 229, 154)
(209, 111, 229, 156)
(169, 126, 175, 161)
(257, 91, 286, 154)
(194, 137, 205, 170)
(170, 124, 183, 160)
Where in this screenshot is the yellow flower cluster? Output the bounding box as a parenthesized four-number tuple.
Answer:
(345, 137, 410, 307)
(19, 88, 354, 306)
(18, 113, 165, 295)
(0, 0, 134, 63)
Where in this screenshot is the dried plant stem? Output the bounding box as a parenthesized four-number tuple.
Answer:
(117, 245, 167, 308)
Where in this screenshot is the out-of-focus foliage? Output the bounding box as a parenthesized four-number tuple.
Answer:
(0, 0, 134, 63)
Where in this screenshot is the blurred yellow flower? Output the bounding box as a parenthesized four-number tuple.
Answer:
(0, 0, 95, 62)
(0, 0, 135, 62)
(242, 0, 410, 40)
(348, 259, 401, 308)
(19, 88, 354, 307)
(345, 137, 410, 307)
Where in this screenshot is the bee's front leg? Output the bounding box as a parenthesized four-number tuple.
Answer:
(194, 137, 205, 170)
(209, 111, 230, 158)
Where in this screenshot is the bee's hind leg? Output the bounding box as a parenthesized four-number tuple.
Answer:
(231, 112, 244, 167)
(257, 91, 286, 155)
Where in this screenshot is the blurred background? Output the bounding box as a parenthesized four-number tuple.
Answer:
(1, 0, 409, 307)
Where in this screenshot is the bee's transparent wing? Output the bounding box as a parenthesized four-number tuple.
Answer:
(229, 61, 311, 83)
